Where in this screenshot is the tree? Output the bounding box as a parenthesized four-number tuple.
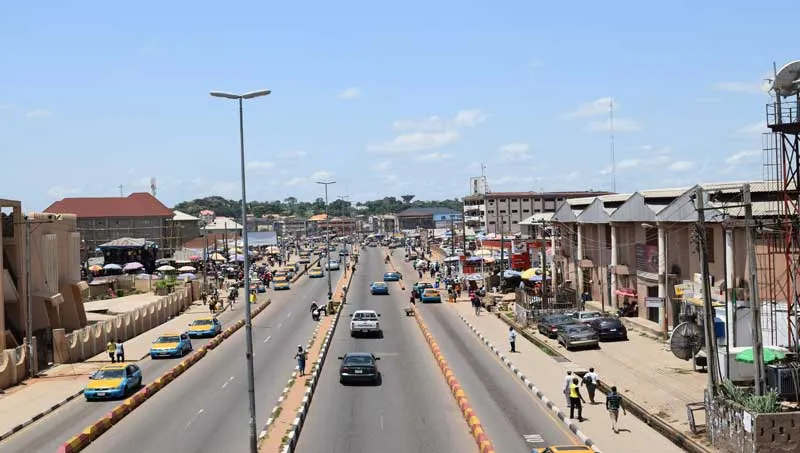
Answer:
(401, 194, 415, 204)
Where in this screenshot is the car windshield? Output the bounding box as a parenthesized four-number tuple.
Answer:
(343, 355, 374, 366)
(546, 316, 572, 324)
(354, 313, 378, 320)
(568, 325, 595, 334)
(191, 320, 213, 326)
(94, 368, 125, 379)
(155, 335, 181, 343)
(423, 289, 437, 296)
(373, 283, 386, 287)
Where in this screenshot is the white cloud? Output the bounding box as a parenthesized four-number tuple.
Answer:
(563, 97, 613, 119)
(338, 87, 362, 100)
(712, 78, 771, 95)
(371, 161, 392, 171)
(599, 146, 673, 175)
(310, 170, 332, 181)
(246, 161, 275, 170)
(498, 143, 532, 162)
(668, 160, 696, 172)
(25, 109, 51, 119)
(285, 177, 306, 186)
(391, 116, 446, 132)
(452, 109, 488, 128)
(725, 149, 761, 166)
(278, 150, 308, 159)
(585, 118, 641, 133)
(735, 120, 767, 136)
(368, 130, 460, 154)
(47, 186, 80, 199)
(416, 152, 452, 162)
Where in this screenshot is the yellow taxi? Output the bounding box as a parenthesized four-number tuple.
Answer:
(84, 363, 142, 401)
(308, 267, 324, 278)
(273, 276, 291, 290)
(533, 447, 594, 453)
(149, 332, 193, 359)
(187, 317, 222, 338)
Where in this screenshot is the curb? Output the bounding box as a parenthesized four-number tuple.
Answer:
(56, 298, 273, 453)
(413, 308, 495, 453)
(280, 265, 354, 453)
(0, 389, 85, 442)
(291, 257, 322, 284)
(457, 313, 601, 451)
(493, 313, 712, 453)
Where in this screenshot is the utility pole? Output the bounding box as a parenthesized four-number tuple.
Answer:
(499, 214, 506, 271)
(694, 186, 718, 397)
(318, 181, 336, 302)
(24, 218, 34, 378)
(539, 220, 547, 296)
(743, 184, 766, 395)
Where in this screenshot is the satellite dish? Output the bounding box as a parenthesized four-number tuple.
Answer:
(772, 61, 800, 98)
(670, 322, 704, 361)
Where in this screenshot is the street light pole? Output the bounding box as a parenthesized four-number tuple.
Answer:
(24, 218, 33, 378)
(317, 181, 336, 301)
(210, 88, 270, 453)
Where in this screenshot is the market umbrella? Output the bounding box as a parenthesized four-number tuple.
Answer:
(103, 263, 122, 271)
(211, 253, 226, 261)
(503, 270, 521, 278)
(88, 265, 103, 272)
(123, 262, 144, 272)
(176, 273, 196, 281)
(156, 265, 176, 272)
(178, 265, 196, 273)
(229, 254, 245, 262)
(735, 347, 786, 364)
(520, 268, 537, 280)
(189, 255, 201, 261)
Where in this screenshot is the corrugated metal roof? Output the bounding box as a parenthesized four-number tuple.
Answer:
(173, 210, 199, 221)
(519, 212, 554, 225)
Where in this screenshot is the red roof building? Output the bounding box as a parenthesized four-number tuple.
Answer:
(44, 192, 174, 218)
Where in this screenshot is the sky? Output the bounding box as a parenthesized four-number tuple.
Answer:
(0, 1, 795, 211)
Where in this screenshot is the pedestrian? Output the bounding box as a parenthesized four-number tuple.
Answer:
(106, 341, 116, 363)
(249, 289, 257, 304)
(508, 326, 517, 353)
(115, 339, 125, 363)
(569, 377, 586, 421)
(471, 294, 481, 316)
(606, 385, 627, 433)
(295, 345, 307, 376)
(563, 371, 573, 406)
(583, 367, 600, 404)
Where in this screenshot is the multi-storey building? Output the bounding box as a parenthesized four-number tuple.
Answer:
(464, 191, 612, 235)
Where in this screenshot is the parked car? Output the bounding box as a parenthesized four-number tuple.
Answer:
(557, 324, 600, 350)
(149, 332, 193, 359)
(84, 364, 142, 401)
(537, 314, 575, 338)
(350, 310, 382, 338)
(308, 267, 324, 278)
(572, 311, 602, 324)
(383, 272, 402, 282)
(420, 288, 442, 303)
(325, 259, 341, 271)
(588, 317, 628, 341)
(273, 277, 291, 290)
(370, 282, 390, 295)
(187, 317, 222, 338)
(338, 352, 381, 385)
(412, 282, 433, 293)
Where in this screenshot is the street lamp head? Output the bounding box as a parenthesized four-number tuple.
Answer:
(316, 181, 336, 185)
(209, 91, 241, 100)
(241, 89, 271, 99)
(210, 90, 271, 100)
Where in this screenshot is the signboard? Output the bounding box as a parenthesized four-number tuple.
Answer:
(433, 213, 463, 222)
(635, 244, 659, 274)
(646, 297, 664, 308)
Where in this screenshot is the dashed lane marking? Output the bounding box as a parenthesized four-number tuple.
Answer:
(185, 409, 204, 429)
(523, 434, 544, 443)
(264, 335, 272, 343)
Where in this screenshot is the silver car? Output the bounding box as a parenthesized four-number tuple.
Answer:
(557, 324, 600, 350)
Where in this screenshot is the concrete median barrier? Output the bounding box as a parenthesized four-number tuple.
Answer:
(56, 299, 272, 452)
(411, 308, 495, 453)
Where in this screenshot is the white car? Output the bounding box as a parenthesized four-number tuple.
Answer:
(325, 259, 341, 271)
(349, 310, 382, 338)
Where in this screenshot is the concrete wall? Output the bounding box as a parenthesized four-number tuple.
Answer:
(709, 396, 800, 453)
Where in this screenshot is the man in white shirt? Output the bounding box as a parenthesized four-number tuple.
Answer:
(583, 367, 600, 404)
(563, 371, 574, 406)
(508, 326, 517, 353)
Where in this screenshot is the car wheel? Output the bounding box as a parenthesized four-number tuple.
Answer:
(375, 373, 382, 386)
(378, 331, 384, 339)
(350, 331, 356, 338)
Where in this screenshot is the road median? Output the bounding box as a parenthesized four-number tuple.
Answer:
(56, 298, 273, 453)
(412, 307, 495, 453)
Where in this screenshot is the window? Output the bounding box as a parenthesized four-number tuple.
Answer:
(510, 198, 517, 202)
(511, 209, 518, 213)
(512, 220, 518, 224)
(489, 221, 496, 225)
(522, 198, 529, 203)
(499, 210, 506, 214)
(522, 209, 530, 213)
(645, 228, 658, 246)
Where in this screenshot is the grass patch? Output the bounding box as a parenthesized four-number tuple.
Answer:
(273, 406, 283, 418)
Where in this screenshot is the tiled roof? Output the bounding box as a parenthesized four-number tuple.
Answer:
(44, 192, 173, 218)
(308, 213, 327, 221)
(397, 207, 459, 217)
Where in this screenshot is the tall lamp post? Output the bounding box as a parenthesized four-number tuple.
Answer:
(317, 180, 336, 301)
(209, 88, 270, 453)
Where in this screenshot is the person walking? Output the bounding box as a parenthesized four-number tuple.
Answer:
(471, 294, 481, 316)
(563, 371, 574, 406)
(295, 345, 307, 376)
(583, 367, 600, 404)
(115, 339, 125, 363)
(606, 385, 627, 433)
(249, 289, 257, 304)
(569, 377, 586, 421)
(106, 341, 116, 363)
(508, 326, 517, 353)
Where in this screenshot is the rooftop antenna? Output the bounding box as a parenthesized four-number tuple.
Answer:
(150, 177, 157, 197)
(609, 97, 617, 192)
(118, 185, 124, 197)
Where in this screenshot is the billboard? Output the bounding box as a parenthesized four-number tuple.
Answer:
(469, 176, 487, 196)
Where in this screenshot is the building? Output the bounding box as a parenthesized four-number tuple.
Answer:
(2, 199, 86, 381)
(201, 216, 243, 235)
(172, 211, 201, 246)
(274, 216, 309, 238)
(548, 181, 782, 336)
(464, 191, 612, 235)
(44, 193, 177, 260)
(396, 207, 461, 230)
(371, 215, 398, 234)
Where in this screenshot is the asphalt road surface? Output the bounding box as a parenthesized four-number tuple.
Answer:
(0, 266, 332, 453)
(395, 257, 583, 452)
(294, 247, 477, 453)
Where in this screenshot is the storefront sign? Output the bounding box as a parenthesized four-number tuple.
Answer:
(646, 297, 664, 308)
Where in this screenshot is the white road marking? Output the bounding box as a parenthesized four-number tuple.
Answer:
(264, 335, 272, 344)
(278, 323, 283, 329)
(185, 409, 204, 429)
(523, 434, 544, 443)
(287, 311, 292, 318)
(380, 415, 384, 430)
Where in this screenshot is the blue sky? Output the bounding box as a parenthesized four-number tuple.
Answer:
(0, 1, 793, 210)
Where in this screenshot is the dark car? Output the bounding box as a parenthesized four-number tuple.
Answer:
(338, 352, 381, 385)
(588, 317, 628, 341)
(557, 323, 600, 350)
(537, 314, 575, 338)
(383, 272, 402, 282)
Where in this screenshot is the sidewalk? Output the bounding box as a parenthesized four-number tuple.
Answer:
(450, 301, 699, 453)
(0, 293, 250, 440)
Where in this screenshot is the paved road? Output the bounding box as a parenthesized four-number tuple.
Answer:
(395, 256, 584, 452)
(294, 247, 477, 453)
(0, 267, 331, 453)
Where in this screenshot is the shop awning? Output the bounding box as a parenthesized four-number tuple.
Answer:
(615, 288, 637, 297)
